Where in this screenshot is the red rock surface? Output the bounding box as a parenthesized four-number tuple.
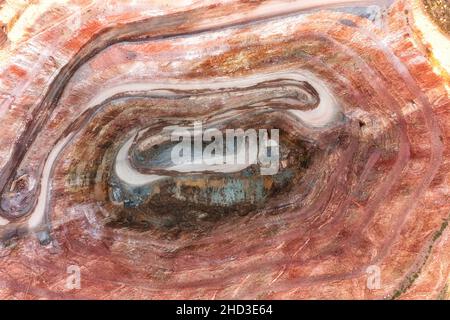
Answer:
(0, 0, 448, 299)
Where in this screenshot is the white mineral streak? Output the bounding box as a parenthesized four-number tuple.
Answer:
(114, 72, 339, 182)
(114, 130, 250, 186)
(87, 71, 341, 126)
(289, 73, 342, 127)
(0, 216, 8, 226)
(115, 136, 163, 186)
(28, 133, 74, 230)
(27, 71, 340, 229)
(411, 0, 450, 78)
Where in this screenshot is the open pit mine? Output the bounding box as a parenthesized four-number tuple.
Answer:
(0, 0, 448, 300)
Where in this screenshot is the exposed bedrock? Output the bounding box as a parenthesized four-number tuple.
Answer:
(0, 0, 448, 299)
